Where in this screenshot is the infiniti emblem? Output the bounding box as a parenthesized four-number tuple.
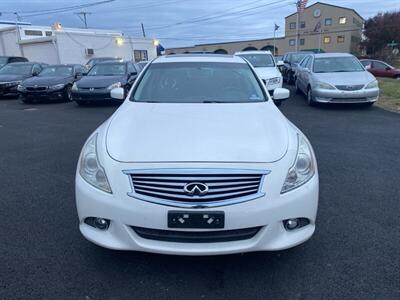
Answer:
(183, 182, 209, 196)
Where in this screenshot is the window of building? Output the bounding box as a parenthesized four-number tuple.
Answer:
(45, 31, 53, 36)
(353, 17, 362, 27)
(337, 36, 345, 43)
(325, 18, 332, 26)
(300, 21, 306, 28)
(289, 39, 296, 46)
(300, 38, 305, 46)
(24, 30, 43, 36)
(339, 17, 346, 24)
(323, 36, 331, 44)
(133, 50, 148, 62)
(289, 22, 296, 29)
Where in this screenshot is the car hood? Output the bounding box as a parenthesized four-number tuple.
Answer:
(22, 76, 73, 86)
(314, 71, 375, 85)
(0, 74, 29, 82)
(76, 75, 126, 88)
(106, 102, 289, 163)
(254, 67, 281, 80)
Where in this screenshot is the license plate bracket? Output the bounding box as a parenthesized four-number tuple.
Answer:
(168, 211, 224, 229)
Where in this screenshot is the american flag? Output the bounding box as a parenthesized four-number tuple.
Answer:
(297, 0, 308, 14)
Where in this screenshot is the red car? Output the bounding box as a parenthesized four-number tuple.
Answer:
(360, 59, 400, 79)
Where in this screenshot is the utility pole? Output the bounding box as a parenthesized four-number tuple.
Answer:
(141, 23, 146, 38)
(74, 11, 92, 29)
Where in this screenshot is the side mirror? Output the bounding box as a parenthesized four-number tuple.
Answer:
(284, 60, 289, 64)
(129, 71, 137, 77)
(75, 73, 82, 79)
(365, 65, 371, 70)
(273, 88, 290, 101)
(32, 71, 38, 76)
(277, 60, 284, 67)
(385, 66, 391, 71)
(110, 87, 125, 100)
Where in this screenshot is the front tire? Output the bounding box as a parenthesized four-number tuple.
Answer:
(21, 98, 32, 104)
(307, 87, 316, 106)
(295, 79, 301, 94)
(64, 85, 73, 102)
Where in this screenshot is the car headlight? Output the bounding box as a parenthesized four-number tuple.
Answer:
(365, 80, 378, 89)
(72, 83, 78, 91)
(79, 133, 112, 193)
(268, 77, 281, 85)
(6, 80, 22, 87)
(17, 84, 25, 92)
(314, 81, 335, 90)
(107, 82, 121, 90)
(49, 83, 65, 90)
(281, 134, 315, 194)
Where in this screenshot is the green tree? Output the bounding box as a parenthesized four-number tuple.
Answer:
(363, 11, 400, 56)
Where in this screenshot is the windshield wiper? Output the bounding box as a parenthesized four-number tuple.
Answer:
(202, 100, 224, 103)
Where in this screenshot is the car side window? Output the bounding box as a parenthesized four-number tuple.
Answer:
(300, 56, 309, 67)
(127, 63, 137, 74)
(360, 60, 370, 67)
(372, 61, 387, 70)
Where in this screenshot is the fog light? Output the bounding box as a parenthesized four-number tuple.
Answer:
(84, 217, 110, 230)
(283, 218, 310, 231)
(285, 219, 299, 230)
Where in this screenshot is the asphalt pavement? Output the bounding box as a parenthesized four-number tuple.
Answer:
(0, 91, 399, 299)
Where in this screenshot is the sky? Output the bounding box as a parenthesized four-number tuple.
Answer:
(1, 0, 399, 48)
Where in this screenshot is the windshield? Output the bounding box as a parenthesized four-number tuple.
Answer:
(238, 54, 275, 67)
(0, 64, 32, 75)
(0, 57, 8, 66)
(39, 66, 73, 77)
(132, 62, 266, 103)
(289, 53, 309, 63)
(87, 64, 126, 76)
(313, 57, 365, 73)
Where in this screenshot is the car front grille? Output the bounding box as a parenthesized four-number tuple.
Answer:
(26, 86, 47, 91)
(331, 97, 368, 103)
(131, 226, 262, 243)
(125, 170, 268, 207)
(335, 85, 364, 91)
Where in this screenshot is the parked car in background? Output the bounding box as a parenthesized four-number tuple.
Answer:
(18, 64, 85, 103)
(0, 62, 46, 98)
(0, 56, 28, 68)
(274, 55, 283, 63)
(295, 53, 379, 106)
(85, 57, 122, 71)
(235, 51, 283, 104)
(360, 59, 400, 79)
(75, 54, 318, 255)
(72, 61, 140, 105)
(137, 61, 149, 71)
(282, 51, 313, 84)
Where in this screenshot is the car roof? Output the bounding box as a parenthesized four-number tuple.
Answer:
(312, 53, 355, 58)
(95, 61, 127, 65)
(43, 64, 77, 67)
(234, 51, 272, 55)
(285, 51, 313, 55)
(7, 62, 37, 65)
(155, 54, 246, 64)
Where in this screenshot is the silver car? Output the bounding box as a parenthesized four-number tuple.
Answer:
(295, 53, 379, 106)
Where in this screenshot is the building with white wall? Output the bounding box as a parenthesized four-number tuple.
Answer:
(0, 24, 157, 65)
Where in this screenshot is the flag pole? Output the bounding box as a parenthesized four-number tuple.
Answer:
(273, 25, 276, 56)
(296, 9, 299, 52)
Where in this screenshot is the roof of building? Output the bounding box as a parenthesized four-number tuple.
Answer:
(285, 2, 364, 21)
(155, 54, 245, 63)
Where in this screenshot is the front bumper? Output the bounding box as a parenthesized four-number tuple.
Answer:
(72, 89, 116, 102)
(313, 87, 379, 103)
(0, 84, 19, 97)
(76, 161, 319, 255)
(20, 89, 65, 100)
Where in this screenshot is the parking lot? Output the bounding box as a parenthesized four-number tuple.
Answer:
(0, 89, 399, 299)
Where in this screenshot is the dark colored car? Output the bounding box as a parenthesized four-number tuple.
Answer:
(0, 56, 28, 68)
(18, 64, 85, 103)
(85, 57, 122, 71)
(282, 51, 313, 84)
(72, 61, 140, 105)
(0, 62, 46, 98)
(360, 59, 400, 79)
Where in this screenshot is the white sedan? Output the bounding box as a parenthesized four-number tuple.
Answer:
(76, 54, 319, 255)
